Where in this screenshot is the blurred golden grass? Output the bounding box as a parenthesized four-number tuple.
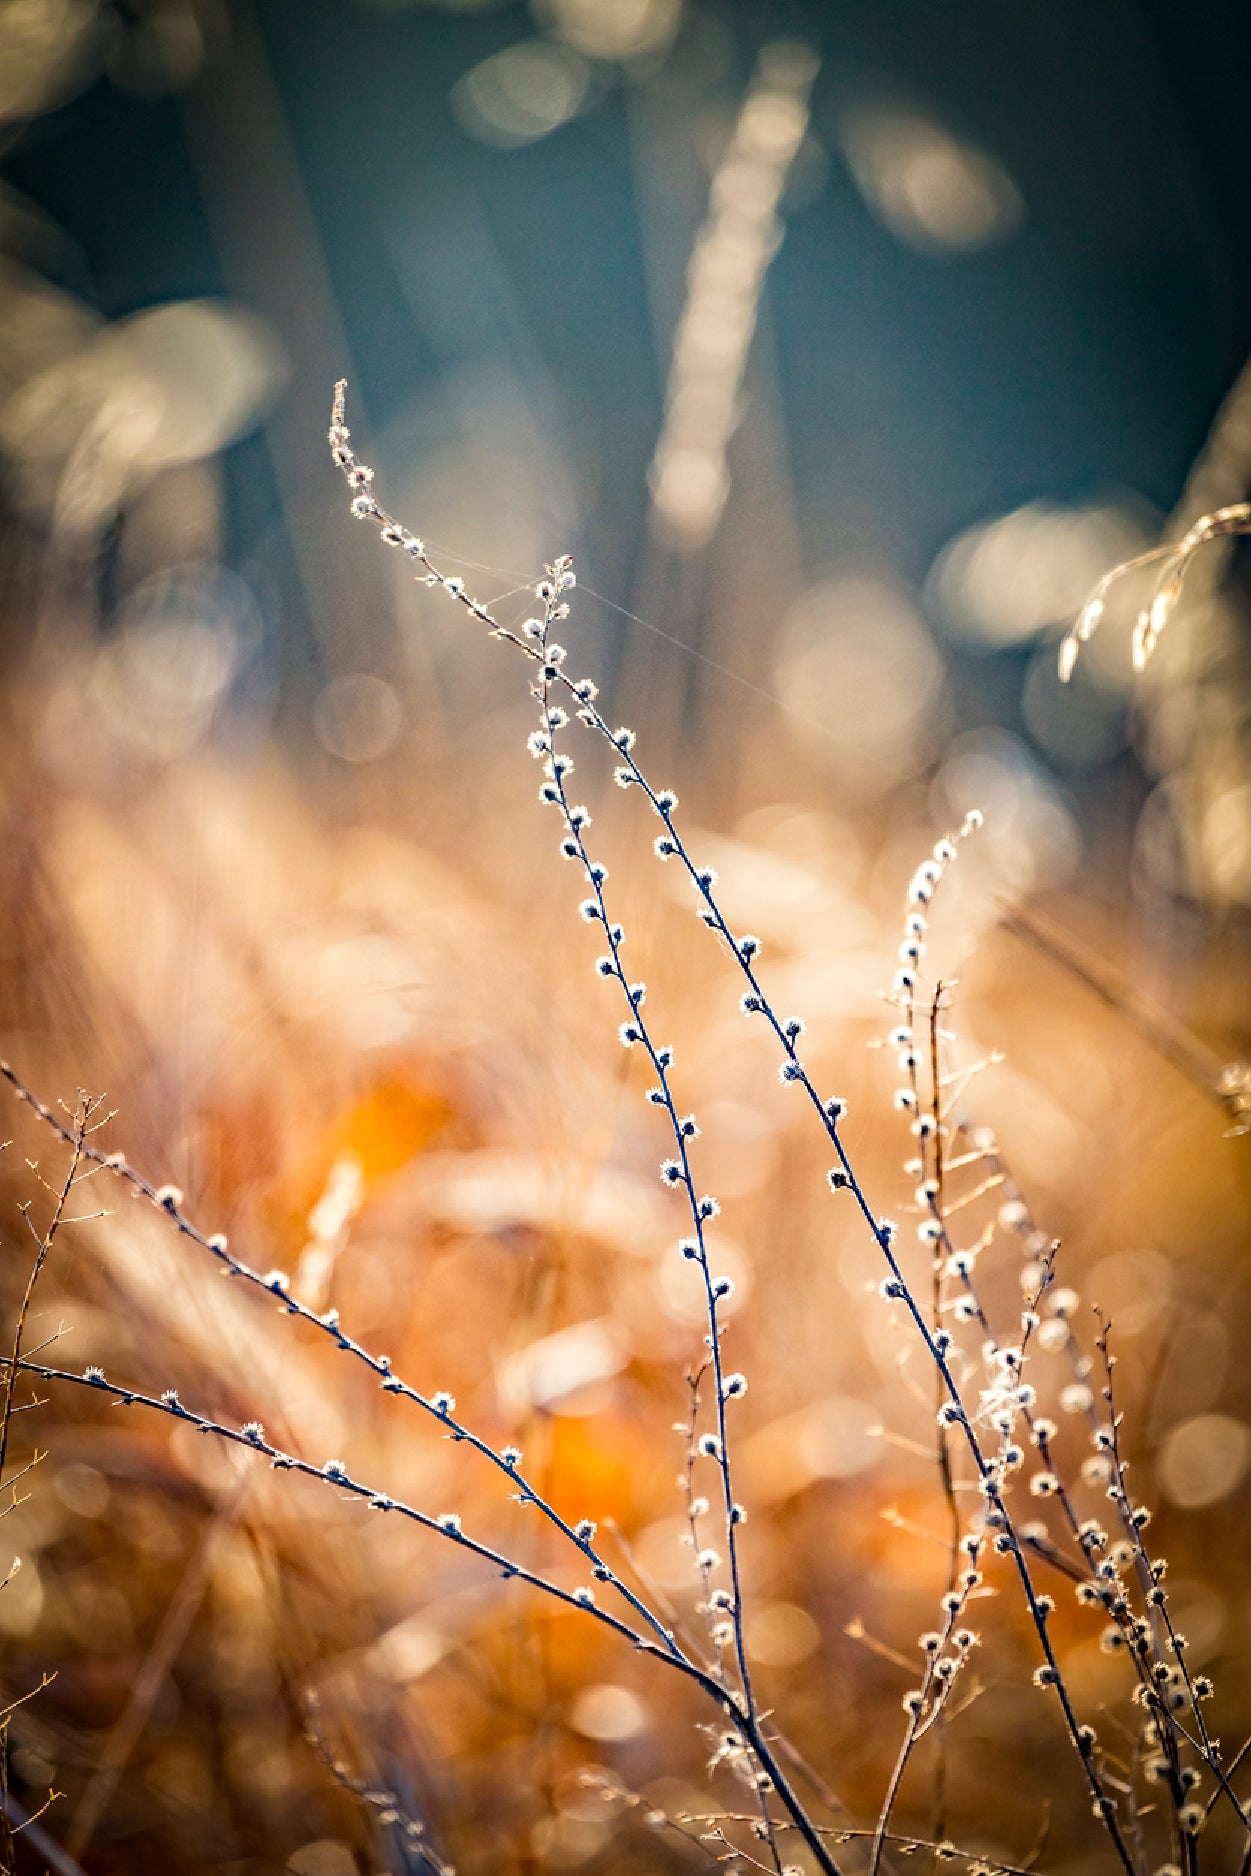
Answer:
(1, 2, 1248, 1861)
(0, 612, 1248, 1875)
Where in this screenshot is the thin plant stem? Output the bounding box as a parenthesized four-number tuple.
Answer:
(0, 1093, 96, 1491)
(327, 385, 1139, 1875)
(0, 1062, 679, 1660)
(2, 1354, 843, 1876)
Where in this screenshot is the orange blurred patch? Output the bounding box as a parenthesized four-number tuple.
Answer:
(258, 1070, 455, 1250)
(531, 1596, 617, 1690)
(327, 1074, 453, 1184)
(538, 1411, 647, 1529)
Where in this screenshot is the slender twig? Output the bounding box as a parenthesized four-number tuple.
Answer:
(534, 571, 784, 1872)
(1000, 904, 1245, 1129)
(0, 1061, 678, 1662)
(0, 1094, 96, 1492)
(2, 1355, 843, 1876)
(680, 1812, 1053, 1876)
(1057, 502, 1251, 680)
(0, 1789, 83, 1876)
(0, 1102, 96, 1876)
(304, 1692, 453, 1876)
(327, 387, 1139, 1874)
